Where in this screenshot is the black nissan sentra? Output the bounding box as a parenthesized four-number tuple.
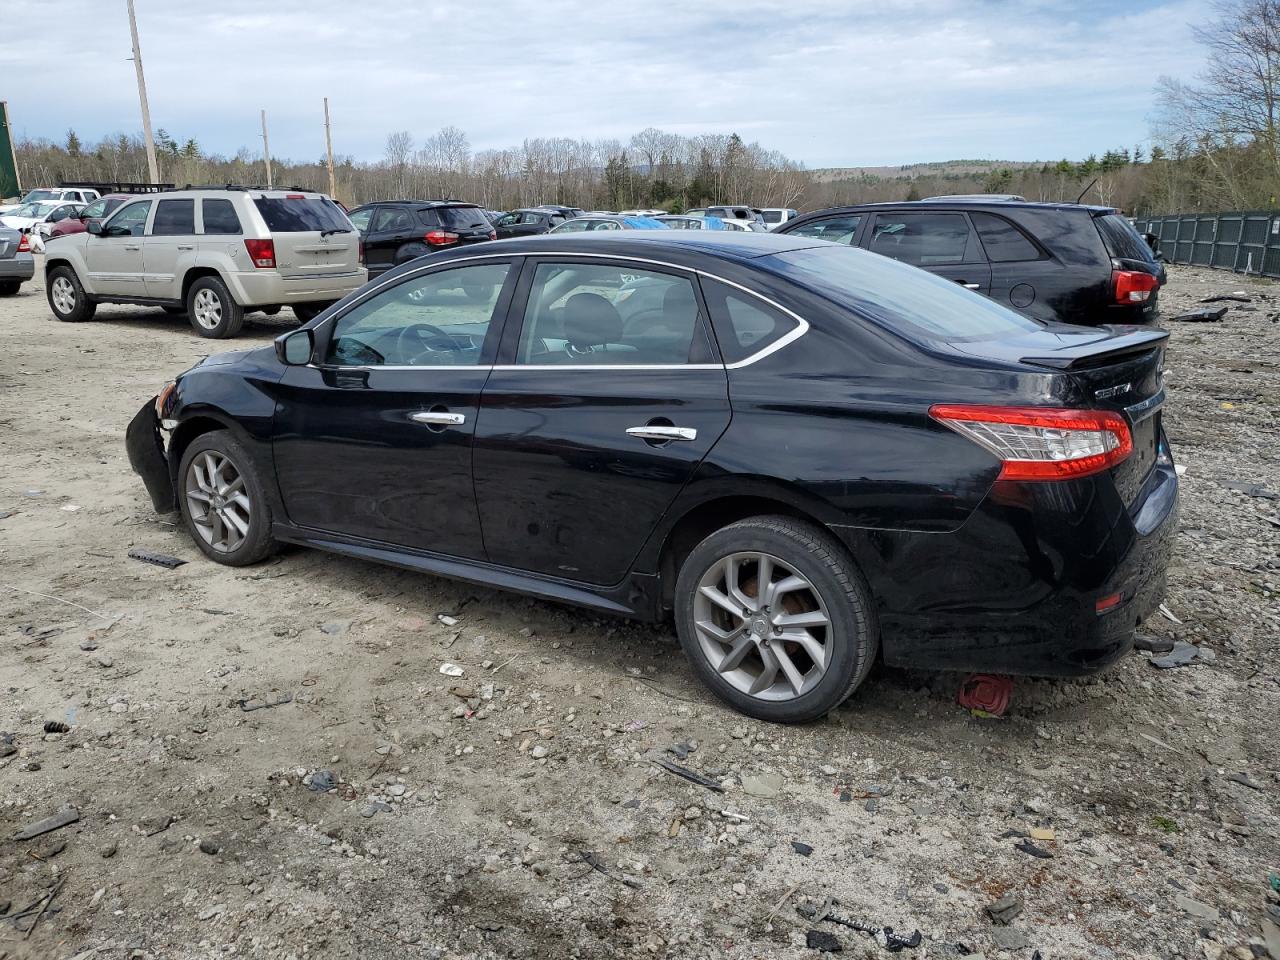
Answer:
(127, 232, 1177, 723)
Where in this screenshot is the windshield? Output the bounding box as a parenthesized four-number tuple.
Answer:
(767, 246, 1042, 343)
(22, 190, 58, 202)
(1095, 213, 1157, 265)
(253, 197, 350, 233)
(423, 206, 491, 230)
(11, 202, 60, 218)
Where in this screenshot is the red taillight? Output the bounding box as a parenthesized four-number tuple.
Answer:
(17, 232, 30, 252)
(929, 404, 1133, 481)
(358, 240, 365, 266)
(425, 230, 459, 246)
(244, 238, 276, 268)
(1095, 592, 1123, 614)
(1112, 269, 1158, 304)
(286, 193, 306, 199)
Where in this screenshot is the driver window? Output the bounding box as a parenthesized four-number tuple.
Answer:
(106, 201, 152, 237)
(326, 262, 511, 367)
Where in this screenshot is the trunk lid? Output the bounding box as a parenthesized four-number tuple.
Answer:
(0, 229, 18, 259)
(421, 205, 494, 243)
(252, 193, 361, 280)
(954, 323, 1168, 504)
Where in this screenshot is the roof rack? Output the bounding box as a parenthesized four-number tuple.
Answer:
(180, 184, 311, 192)
(919, 194, 1027, 202)
(59, 180, 175, 194)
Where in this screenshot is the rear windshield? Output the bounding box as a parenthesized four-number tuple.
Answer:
(761, 210, 783, 223)
(253, 197, 350, 233)
(420, 206, 491, 230)
(767, 246, 1041, 343)
(1095, 213, 1155, 264)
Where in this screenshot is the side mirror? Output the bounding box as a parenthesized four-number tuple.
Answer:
(87, 220, 103, 235)
(275, 328, 314, 366)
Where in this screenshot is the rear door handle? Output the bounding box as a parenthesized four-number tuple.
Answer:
(411, 411, 466, 426)
(177, 244, 194, 251)
(124, 244, 141, 251)
(626, 425, 697, 442)
(958, 281, 980, 290)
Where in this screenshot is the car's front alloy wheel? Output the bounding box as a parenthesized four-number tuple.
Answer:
(177, 431, 275, 566)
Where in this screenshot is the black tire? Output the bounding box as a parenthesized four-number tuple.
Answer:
(293, 302, 333, 323)
(177, 431, 276, 566)
(46, 265, 97, 322)
(674, 515, 878, 723)
(186, 275, 245, 339)
(0, 280, 21, 296)
(162, 305, 186, 315)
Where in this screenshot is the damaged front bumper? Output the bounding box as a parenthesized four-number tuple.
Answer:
(126, 399, 176, 513)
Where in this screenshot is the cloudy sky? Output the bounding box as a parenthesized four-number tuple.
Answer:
(4, 0, 1208, 168)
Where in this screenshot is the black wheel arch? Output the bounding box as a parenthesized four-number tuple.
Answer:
(166, 408, 285, 519)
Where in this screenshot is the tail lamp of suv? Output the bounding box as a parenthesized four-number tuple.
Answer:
(425, 230, 459, 247)
(244, 238, 276, 269)
(929, 404, 1132, 481)
(1112, 268, 1158, 303)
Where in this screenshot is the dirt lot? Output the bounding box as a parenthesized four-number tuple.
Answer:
(1, 259, 1278, 960)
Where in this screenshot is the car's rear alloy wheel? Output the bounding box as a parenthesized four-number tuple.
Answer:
(675, 516, 877, 723)
(186, 276, 245, 339)
(178, 432, 275, 566)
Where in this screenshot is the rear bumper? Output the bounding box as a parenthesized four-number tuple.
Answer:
(126, 400, 176, 513)
(0, 254, 35, 281)
(835, 459, 1179, 676)
(223, 268, 368, 306)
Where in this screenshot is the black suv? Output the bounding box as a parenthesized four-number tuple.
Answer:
(347, 201, 495, 279)
(493, 208, 571, 239)
(776, 199, 1165, 327)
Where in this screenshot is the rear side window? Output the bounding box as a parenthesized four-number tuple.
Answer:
(768, 246, 1041, 343)
(372, 207, 413, 232)
(971, 212, 1041, 262)
(788, 214, 861, 245)
(868, 212, 975, 266)
(1095, 213, 1155, 263)
(421, 206, 490, 229)
(700, 277, 799, 363)
(151, 199, 195, 236)
(253, 197, 349, 233)
(202, 199, 242, 235)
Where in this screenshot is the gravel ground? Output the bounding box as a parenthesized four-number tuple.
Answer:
(0, 260, 1277, 960)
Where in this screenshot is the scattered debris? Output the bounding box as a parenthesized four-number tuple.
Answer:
(199, 838, 220, 855)
(43, 720, 70, 733)
(1133, 634, 1176, 654)
(957, 674, 1012, 717)
(439, 662, 465, 678)
(437, 613, 460, 627)
(1014, 838, 1054, 859)
(1201, 294, 1251, 303)
(791, 840, 814, 856)
(651, 758, 725, 793)
(1149, 641, 1208, 670)
(14, 807, 79, 841)
(127, 548, 187, 569)
(1158, 603, 1183, 624)
(742, 772, 783, 798)
(985, 894, 1024, 926)
(806, 929, 843, 952)
(319, 621, 349, 635)
(623, 718, 648, 733)
(17, 878, 65, 940)
(1222, 480, 1280, 500)
(237, 692, 293, 711)
(308, 770, 337, 792)
(800, 898, 923, 952)
(1169, 306, 1228, 323)
(1029, 826, 1055, 841)
(1226, 771, 1263, 791)
(1174, 894, 1218, 921)
(666, 741, 695, 760)
(136, 814, 174, 836)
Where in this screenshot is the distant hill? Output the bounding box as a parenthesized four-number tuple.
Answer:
(810, 160, 1043, 183)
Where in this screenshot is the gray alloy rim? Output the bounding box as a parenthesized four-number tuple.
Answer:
(51, 276, 75, 314)
(692, 551, 832, 701)
(185, 450, 251, 553)
(192, 288, 223, 330)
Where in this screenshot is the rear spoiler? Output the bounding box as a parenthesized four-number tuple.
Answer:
(1020, 326, 1168, 370)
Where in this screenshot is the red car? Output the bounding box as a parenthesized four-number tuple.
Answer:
(47, 194, 131, 239)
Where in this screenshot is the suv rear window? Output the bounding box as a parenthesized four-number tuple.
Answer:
(971, 212, 1041, 262)
(202, 198, 242, 235)
(1095, 213, 1155, 263)
(421, 206, 491, 230)
(769, 246, 1041, 343)
(152, 199, 195, 236)
(253, 197, 350, 233)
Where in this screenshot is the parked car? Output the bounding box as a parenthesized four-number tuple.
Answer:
(759, 207, 799, 226)
(534, 204, 586, 219)
(720, 219, 768, 233)
(655, 215, 728, 230)
(125, 231, 1176, 723)
(618, 208, 666, 217)
(548, 215, 669, 233)
(704, 205, 765, 225)
(346, 200, 495, 280)
(47, 194, 131, 240)
(493, 208, 570, 239)
(1, 200, 85, 237)
(0, 227, 34, 295)
(775, 199, 1166, 326)
(0, 186, 100, 216)
(43, 186, 366, 338)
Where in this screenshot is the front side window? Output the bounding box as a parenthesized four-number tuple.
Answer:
(700, 278, 799, 363)
(788, 214, 861, 245)
(517, 262, 707, 365)
(868, 212, 974, 266)
(326, 263, 510, 367)
(105, 200, 151, 236)
(201, 199, 242, 235)
(151, 199, 195, 236)
(496, 212, 520, 227)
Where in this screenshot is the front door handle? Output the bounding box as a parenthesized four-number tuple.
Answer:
(626, 425, 697, 442)
(177, 244, 194, 251)
(957, 281, 980, 290)
(411, 411, 466, 426)
(125, 244, 141, 251)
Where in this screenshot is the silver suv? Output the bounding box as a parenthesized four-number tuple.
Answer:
(43, 187, 367, 338)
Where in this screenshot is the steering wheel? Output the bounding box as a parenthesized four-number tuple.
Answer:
(395, 322, 455, 363)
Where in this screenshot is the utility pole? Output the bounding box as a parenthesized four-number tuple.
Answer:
(260, 109, 273, 189)
(323, 97, 337, 199)
(126, 0, 160, 184)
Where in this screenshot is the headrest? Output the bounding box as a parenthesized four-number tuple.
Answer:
(563, 292, 623, 349)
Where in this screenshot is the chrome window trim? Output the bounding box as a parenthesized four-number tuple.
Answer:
(315, 250, 810, 372)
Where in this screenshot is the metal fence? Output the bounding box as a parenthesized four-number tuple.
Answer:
(1135, 211, 1280, 278)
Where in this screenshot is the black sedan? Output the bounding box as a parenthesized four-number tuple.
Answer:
(127, 232, 1178, 723)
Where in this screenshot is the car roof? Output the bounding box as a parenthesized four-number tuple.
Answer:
(798, 199, 1117, 215)
(460, 230, 824, 261)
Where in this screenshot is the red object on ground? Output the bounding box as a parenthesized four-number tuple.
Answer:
(957, 674, 1013, 717)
